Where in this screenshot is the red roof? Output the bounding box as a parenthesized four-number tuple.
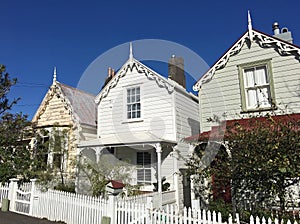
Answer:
(185, 113, 300, 142)
(106, 180, 125, 189)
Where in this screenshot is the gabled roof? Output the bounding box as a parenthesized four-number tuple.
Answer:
(58, 83, 96, 127)
(95, 57, 176, 104)
(193, 28, 300, 91)
(32, 81, 96, 128)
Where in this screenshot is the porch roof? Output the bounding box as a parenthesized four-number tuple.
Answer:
(184, 113, 300, 143)
(78, 132, 177, 148)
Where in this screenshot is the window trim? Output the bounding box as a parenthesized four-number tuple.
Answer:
(123, 84, 143, 122)
(136, 151, 152, 184)
(238, 59, 276, 112)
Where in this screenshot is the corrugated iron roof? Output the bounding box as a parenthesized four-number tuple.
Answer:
(185, 113, 300, 142)
(58, 82, 96, 127)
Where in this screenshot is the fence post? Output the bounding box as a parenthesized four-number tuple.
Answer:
(107, 195, 116, 224)
(29, 179, 36, 216)
(236, 213, 240, 224)
(8, 178, 19, 212)
(146, 196, 153, 223)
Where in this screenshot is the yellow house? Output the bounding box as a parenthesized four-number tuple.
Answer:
(31, 68, 97, 185)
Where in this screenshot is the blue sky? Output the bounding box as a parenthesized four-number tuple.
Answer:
(1, 0, 300, 119)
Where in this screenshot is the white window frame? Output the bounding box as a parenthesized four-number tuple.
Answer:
(123, 85, 142, 122)
(136, 151, 152, 184)
(47, 127, 68, 171)
(238, 59, 276, 112)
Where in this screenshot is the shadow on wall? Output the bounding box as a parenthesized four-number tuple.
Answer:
(188, 118, 200, 136)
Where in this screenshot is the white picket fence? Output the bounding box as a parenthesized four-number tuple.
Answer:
(33, 190, 111, 224)
(151, 205, 227, 224)
(1, 179, 300, 224)
(0, 182, 9, 207)
(29, 189, 231, 224)
(115, 200, 149, 224)
(249, 215, 299, 224)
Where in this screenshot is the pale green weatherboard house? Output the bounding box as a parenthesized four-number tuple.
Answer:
(187, 12, 300, 205)
(193, 13, 300, 132)
(78, 46, 200, 208)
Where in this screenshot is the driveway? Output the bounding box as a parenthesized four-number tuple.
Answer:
(0, 211, 65, 224)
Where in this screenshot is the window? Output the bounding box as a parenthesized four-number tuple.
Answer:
(239, 60, 275, 111)
(126, 86, 141, 119)
(34, 135, 49, 170)
(137, 152, 151, 184)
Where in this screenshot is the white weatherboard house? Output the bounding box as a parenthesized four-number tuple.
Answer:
(78, 45, 199, 208)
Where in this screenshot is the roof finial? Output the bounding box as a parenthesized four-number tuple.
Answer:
(129, 42, 133, 60)
(248, 10, 253, 41)
(53, 66, 57, 84)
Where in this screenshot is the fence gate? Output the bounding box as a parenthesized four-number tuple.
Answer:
(9, 178, 36, 215)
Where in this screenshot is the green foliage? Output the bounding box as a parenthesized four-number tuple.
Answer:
(153, 176, 170, 192)
(186, 142, 230, 203)
(0, 65, 19, 114)
(0, 65, 33, 182)
(33, 124, 73, 190)
(79, 152, 134, 197)
(49, 126, 69, 185)
(54, 182, 76, 193)
(208, 200, 232, 221)
(227, 114, 300, 212)
(187, 113, 300, 214)
(123, 184, 141, 197)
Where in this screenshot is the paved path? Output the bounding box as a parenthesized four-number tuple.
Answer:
(0, 211, 65, 224)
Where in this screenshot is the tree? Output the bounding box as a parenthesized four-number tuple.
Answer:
(187, 113, 300, 214)
(0, 65, 75, 189)
(228, 114, 300, 212)
(0, 65, 19, 115)
(33, 124, 75, 192)
(79, 151, 134, 197)
(0, 65, 32, 182)
(49, 126, 69, 187)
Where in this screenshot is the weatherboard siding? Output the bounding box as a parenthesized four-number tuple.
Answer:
(80, 126, 97, 141)
(200, 41, 300, 132)
(175, 89, 199, 162)
(96, 64, 201, 198)
(115, 147, 159, 189)
(36, 94, 73, 127)
(98, 69, 176, 141)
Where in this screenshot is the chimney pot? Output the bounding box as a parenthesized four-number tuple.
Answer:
(272, 21, 293, 43)
(272, 22, 280, 35)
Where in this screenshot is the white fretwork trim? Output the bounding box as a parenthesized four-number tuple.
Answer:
(193, 29, 300, 91)
(254, 31, 300, 55)
(193, 33, 248, 91)
(95, 58, 175, 103)
(32, 82, 81, 133)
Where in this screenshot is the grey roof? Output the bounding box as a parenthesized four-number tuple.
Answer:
(58, 82, 96, 127)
